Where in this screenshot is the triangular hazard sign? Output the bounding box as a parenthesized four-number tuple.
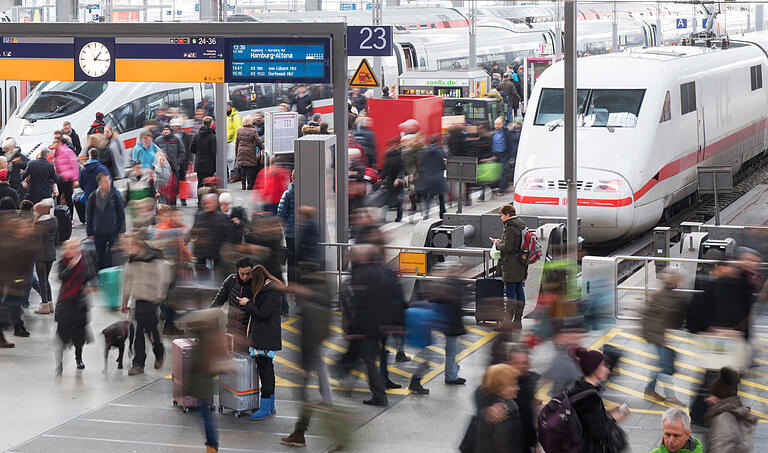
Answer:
(349, 58, 380, 88)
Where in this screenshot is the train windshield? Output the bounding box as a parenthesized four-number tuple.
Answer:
(17, 81, 108, 121)
(584, 89, 645, 128)
(533, 88, 589, 126)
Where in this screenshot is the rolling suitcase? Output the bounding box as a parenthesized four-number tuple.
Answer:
(218, 352, 259, 418)
(475, 277, 506, 325)
(98, 266, 123, 309)
(53, 205, 72, 244)
(172, 338, 213, 413)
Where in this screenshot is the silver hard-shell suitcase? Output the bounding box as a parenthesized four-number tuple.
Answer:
(218, 352, 259, 417)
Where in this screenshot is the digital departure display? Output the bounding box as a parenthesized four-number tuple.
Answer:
(226, 38, 331, 83)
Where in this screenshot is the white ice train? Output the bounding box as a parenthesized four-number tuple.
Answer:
(513, 33, 768, 243)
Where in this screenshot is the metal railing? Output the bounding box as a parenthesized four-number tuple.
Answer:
(319, 242, 493, 296)
(611, 255, 749, 321)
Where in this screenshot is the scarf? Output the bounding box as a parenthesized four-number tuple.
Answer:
(58, 252, 87, 301)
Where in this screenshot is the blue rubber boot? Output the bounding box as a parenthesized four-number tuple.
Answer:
(270, 395, 276, 415)
(249, 396, 273, 421)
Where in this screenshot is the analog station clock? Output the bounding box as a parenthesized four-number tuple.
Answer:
(78, 41, 112, 77)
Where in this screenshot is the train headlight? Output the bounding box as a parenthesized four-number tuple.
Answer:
(523, 177, 546, 190)
(22, 123, 34, 136)
(594, 179, 621, 192)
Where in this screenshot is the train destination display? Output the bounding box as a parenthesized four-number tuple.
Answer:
(227, 38, 331, 83)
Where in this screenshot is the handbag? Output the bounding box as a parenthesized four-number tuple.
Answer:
(604, 417, 628, 453)
(476, 161, 502, 183)
(458, 415, 478, 453)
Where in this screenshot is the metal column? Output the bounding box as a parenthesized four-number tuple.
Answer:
(334, 25, 349, 244)
(304, 0, 321, 11)
(55, 0, 76, 22)
(372, 0, 383, 97)
(554, 1, 562, 57)
(564, 0, 578, 262)
(213, 0, 228, 187)
(758, 4, 765, 32)
(656, 1, 662, 44)
(468, 0, 477, 68)
(611, 0, 618, 53)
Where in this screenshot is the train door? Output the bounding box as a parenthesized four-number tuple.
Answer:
(0, 81, 20, 133)
(696, 79, 706, 162)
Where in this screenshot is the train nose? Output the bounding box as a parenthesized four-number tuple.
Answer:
(513, 170, 635, 242)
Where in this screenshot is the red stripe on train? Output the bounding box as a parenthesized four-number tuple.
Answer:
(514, 193, 631, 207)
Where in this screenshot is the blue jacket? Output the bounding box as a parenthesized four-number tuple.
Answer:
(79, 159, 110, 201)
(86, 187, 126, 238)
(277, 181, 295, 239)
(131, 142, 159, 169)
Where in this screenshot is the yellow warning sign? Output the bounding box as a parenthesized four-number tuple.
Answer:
(349, 58, 380, 88)
(399, 252, 427, 275)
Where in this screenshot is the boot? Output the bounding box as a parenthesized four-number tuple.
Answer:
(395, 351, 410, 362)
(241, 181, 247, 191)
(408, 376, 429, 395)
(13, 324, 30, 338)
(249, 396, 274, 420)
(408, 193, 418, 211)
(512, 302, 525, 330)
(48, 302, 55, 313)
(34, 303, 51, 315)
(280, 430, 306, 447)
(385, 379, 401, 389)
(270, 394, 277, 415)
(0, 332, 15, 348)
(205, 446, 218, 453)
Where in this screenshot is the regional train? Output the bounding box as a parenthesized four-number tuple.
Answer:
(513, 33, 768, 243)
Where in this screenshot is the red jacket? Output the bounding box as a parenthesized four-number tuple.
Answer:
(253, 167, 291, 204)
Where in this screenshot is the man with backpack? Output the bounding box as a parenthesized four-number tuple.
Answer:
(493, 204, 532, 329)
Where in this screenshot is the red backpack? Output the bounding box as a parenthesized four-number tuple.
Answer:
(517, 227, 542, 265)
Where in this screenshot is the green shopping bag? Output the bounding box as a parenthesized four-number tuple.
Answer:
(98, 266, 124, 309)
(476, 161, 502, 183)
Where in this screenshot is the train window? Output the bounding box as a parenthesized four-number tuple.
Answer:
(17, 81, 107, 121)
(0, 87, 3, 129)
(107, 102, 136, 134)
(680, 82, 696, 115)
(533, 88, 589, 126)
(659, 90, 671, 123)
(178, 88, 195, 117)
(751, 65, 763, 91)
(203, 83, 214, 101)
(9, 86, 17, 115)
(584, 89, 645, 128)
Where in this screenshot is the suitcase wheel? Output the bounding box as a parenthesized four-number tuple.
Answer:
(234, 411, 241, 419)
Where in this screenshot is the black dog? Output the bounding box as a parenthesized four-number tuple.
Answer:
(102, 320, 135, 371)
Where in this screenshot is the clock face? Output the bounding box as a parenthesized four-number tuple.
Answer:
(78, 41, 111, 78)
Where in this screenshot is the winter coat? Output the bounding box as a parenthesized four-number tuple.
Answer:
(94, 146, 118, 180)
(650, 437, 703, 453)
(498, 79, 520, 109)
(301, 124, 321, 136)
(297, 269, 332, 354)
(125, 173, 155, 203)
(7, 148, 28, 191)
(68, 129, 82, 155)
(277, 182, 295, 239)
(516, 373, 540, 449)
(706, 396, 757, 453)
(642, 285, 686, 346)
(297, 219, 320, 266)
(108, 138, 127, 179)
(131, 141, 159, 170)
(353, 126, 376, 168)
(447, 128, 467, 157)
(54, 252, 92, 326)
(87, 120, 106, 136)
(687, 274, 753, 334)
(86, 187, 126, 238)
(34, 216, 58, 262)
(566, 378, 612, 453)
(476, 394, 524, 453)
(382, 147, 405, 191)
(52, 144, 79, 182)
(0, 184, 19, 209)
(415, 143, 447, 197)
(498, 216, 528, 283)
(254, 167, 291, 205)
(211, 273, 255, 352)
(234, 125, 263, 168)
(294, 92, 313, 116)
(348, 261, 405, 338)
(78, 159, 109, 201)
(191, 209, 231, 261)
(155, 133, 185, 173)
(226, 109, 242, 143)
(191, 125, 217, 178)
(244, 282, 283, 350)
(545, 343, 583, 394)
(21, 157, 57, 203)
(429, 278, 466, 337)
(243, 231, 284, 283)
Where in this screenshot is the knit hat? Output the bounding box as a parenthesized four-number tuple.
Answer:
(573, 347, 607, 376)
(0, 168, 8, 182)
(710, 367, 739, 399)
(95, 112, 104, 121)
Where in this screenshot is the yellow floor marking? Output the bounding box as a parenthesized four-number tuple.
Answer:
(459, 338, 475, 347)
(427, 345, 445, 354)
(164, 374, 172, 379)
(281, 340, 302, 352)
(616, 331, 701, 358)
(434, 331, 445, 337)
(665, 332, 704, 346)
(282, 324, 300, 335)
(273, 355, 342, 387)
(604, 382, 681, 410)
(606, 342, 705, 373)
(617, 357, 703, 385)
(614, 367, 695, 396)
(420, 330, 498, 386)
(329, 324, 345, 335)
(281, 316, 299, 328)
(753, 357, 768, 366)
(276, 376, 301, 387)
(322, 340, 347, 353)
(465, 326, 491, 335)
(590, 328, 622, 350)
(384, 346, 441, 368)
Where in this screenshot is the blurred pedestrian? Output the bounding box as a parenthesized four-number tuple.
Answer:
(0, 216, 37, 346)
(219, 192, 248, 244)
(650, 408, 702, 453)
(54, 239, 95, 374)
(277, 173, 296, 282)
(86, 173, 126, 270)
(191, 193, 231, 281)
(416, 134, 447, 220)
(21, 148, 57, 204)
(87, 133, 118, 180)
(381, 137, 405, 222)
(234, 115, 263, 190)
(79, 148, 111, 204)
(125, 160, 156, 218)
(104, 125, 126, 180)
(243, 215, 285, 292)
(429, 271, 467, 385)
(565, 347, 628, 452)
(353, 116, 377, 168)
(226, 101, 242, 179)
(32, 200, 57, 316)
(705, 367, 757, 452)
(61, 121, 82, 155)
(154, 151, 177, 206)
(122, 236, 168, 375)
(642, 267, 686, 406)
(506, 344, 539, 451)
(191, 116, 217, 181)
(155, 124, 184, 204)
(253, 157, 291, 215)
(50, 137, 79, 214)
(544, 329, 583, 395)
(476, 364, 523, 453)
(131, 131, 159, 170)
(492, 204, 529, 329)
(0, 168, 18, 209)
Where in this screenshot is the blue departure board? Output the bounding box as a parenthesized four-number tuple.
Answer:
(226, 38, 331, 83)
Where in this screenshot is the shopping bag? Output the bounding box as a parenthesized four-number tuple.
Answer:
(179, 171, 198, 200)
(698, 331, 750, 371)
(476, 161, 502, 183)
(490, 242, 501, 260)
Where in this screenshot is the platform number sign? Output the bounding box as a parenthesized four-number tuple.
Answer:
(347, 25, 393, 57)
(676, 18, 688, 29)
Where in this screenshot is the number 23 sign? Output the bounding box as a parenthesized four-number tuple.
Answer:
(347, 25, 393, 57)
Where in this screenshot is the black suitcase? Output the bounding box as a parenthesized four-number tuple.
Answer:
(690, 370, 719, 426)
(475, 277, 506, 324)
(74, 198, 86, 224)
(54, 205, 72, 244)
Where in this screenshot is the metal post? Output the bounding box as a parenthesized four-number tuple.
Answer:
(656, 1, 662, 44)
(213, 0, 228, 187)
(611, 0, 619, 53)
(457, 179, 463, 214)
(757, 4, 765, 32)
(713, 172, 720, 226)
(199, 0, 214, 21)
(335, 25, 350, 244)
(692, 3, 697, 35)
(554, 1, 562, 57)
(304, 0, 321, 11)
(468, 0, 477, 68)
(372, 0, 383, 97)
(55, 0, 76, 22)
(102, 0, 113, 22)
(564, 0, 578, 263)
